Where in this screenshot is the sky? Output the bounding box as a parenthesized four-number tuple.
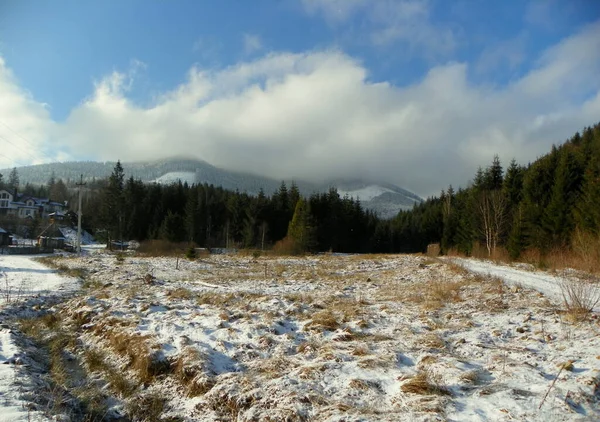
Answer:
(0, 0, 599, 197)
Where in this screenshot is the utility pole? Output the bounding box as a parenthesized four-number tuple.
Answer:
(76, 175, 86, 255)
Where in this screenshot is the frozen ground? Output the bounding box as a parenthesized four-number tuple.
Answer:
(0, 252, 598, 421)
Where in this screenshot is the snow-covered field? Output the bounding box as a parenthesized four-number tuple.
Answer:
(0, 251, 599, 421)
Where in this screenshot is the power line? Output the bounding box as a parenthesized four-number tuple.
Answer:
(0, 119, 39, 151)
(0, 119, 56, 163)
(0, 133, 42, 164)
(0, 150, 28, 168)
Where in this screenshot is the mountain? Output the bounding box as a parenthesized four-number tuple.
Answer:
(2, 158, 422, 218)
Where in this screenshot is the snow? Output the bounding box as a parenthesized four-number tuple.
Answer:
(59, 227, 96, 245)
(0, 255, 79, 421)
(452, 257, 600, 312)
(43, 253, 600, 420)
(337, 185, 396, 201)
(152, 171, 197, 185)
(0, 252, 598, 420)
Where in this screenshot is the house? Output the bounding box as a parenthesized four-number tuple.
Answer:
(0, 189, 17, 216)
(0, 189, 68, 219)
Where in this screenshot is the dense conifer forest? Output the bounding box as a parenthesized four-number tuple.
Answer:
(392, 122, 600, 260)
(2, 122, 598, 258)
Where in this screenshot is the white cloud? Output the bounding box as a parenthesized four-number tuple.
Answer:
(475, 35, 527, 75)
(301, 0, 367, 23)
(0, 57, 58, 169)
(243, 33, 263, 55)
(301, 0, 457, 58)
(369, 0, 456, 56)
(2, 22, 600, 196)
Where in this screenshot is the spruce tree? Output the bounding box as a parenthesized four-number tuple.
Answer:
(574, 155, 600, 235)
(287, 198, 315, 253)
(7, 167, 19, 192)
(101, 161, 125, 248)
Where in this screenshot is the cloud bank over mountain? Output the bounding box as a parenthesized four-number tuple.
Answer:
(1, 21, 599, 196)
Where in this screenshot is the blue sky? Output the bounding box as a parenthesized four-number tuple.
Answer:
(0, 0, 599, 195)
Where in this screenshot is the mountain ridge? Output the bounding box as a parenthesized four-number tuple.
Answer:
(1, 158, 422, 219)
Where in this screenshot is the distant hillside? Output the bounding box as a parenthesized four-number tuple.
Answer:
(2, 158, 422, 219)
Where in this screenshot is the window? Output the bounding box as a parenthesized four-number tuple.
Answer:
(0, 193, 7, 199)
(0, 200, 7, 207)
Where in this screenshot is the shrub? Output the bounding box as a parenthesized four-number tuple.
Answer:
(272, 236, 301, 256)
(185, 246, 197, 260)
(137, 240, 191, 257)
(560, 278, 600, 322)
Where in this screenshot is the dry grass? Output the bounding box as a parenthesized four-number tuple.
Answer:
(174, 347, 216, 397)
(305, 310, 340, 331)
(103, 329, 171, 384)
(459, 369, 483, 385)
(420, 334, 446, 351)
(400, 370, 450, 396)
(83, 347, 108, 373)
(168, 287, 195, 300)
(125, 393, 167, 422)
(136, 239, 193, 256)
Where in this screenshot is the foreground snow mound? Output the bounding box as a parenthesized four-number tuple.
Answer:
(32, 253, 600, 421)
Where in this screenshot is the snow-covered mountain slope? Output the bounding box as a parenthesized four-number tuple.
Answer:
(7, 158, 423, 219)
(331, 180, 423, 218)
(151, 171, 197, 185)
(337, 185, 396, 201)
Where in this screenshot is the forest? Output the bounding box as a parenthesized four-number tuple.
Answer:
(1, 121, 599, 261)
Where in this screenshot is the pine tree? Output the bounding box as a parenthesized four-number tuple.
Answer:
(484, 155, 503, 190)
(503, 159, 524, 207)
(101, 161, 126, 248)
(507, 204, 525, 259)
(287, 198, 315, 253)
(542, 149, 584, 245)
(574, 155, 600, 235)
(160, 211, 186, 242)
(7, 167, 19, 192)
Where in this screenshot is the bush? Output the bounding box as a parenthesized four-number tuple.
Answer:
(137, 240, 191, 257)
(271, 236, 302, 256)
(560, 278, 600, 322)
(185, 247, 197, 260)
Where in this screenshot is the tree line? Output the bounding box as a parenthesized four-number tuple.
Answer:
(3, 121, 599, 258)
(391, 122, 600, 259)
(85, 161, 385, 253)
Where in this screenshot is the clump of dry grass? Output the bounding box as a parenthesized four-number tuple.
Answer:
(420, 334, 446, 351)
(417, 354, 439, 369)
(168, 287, 194, 300)
(83, 347, 108, 373)
(560, 278, 600, 322)
(400, 370, 450, 396)
(173, 347, 216, 396)
(253, 356, 295, 379)
(125, 392, 167, 421)
(107, 370, 137, 398)
(305, 309, 340, 331)
(459, 369, 483, 385)
(351, 344, 370, 356)
(103, 329, 171, 384)
(349, 378, 382, 391)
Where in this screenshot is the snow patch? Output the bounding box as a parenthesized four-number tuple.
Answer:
(152, 171, 196, 185)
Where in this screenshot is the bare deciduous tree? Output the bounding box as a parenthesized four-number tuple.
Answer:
(477, 190, 508, 256)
